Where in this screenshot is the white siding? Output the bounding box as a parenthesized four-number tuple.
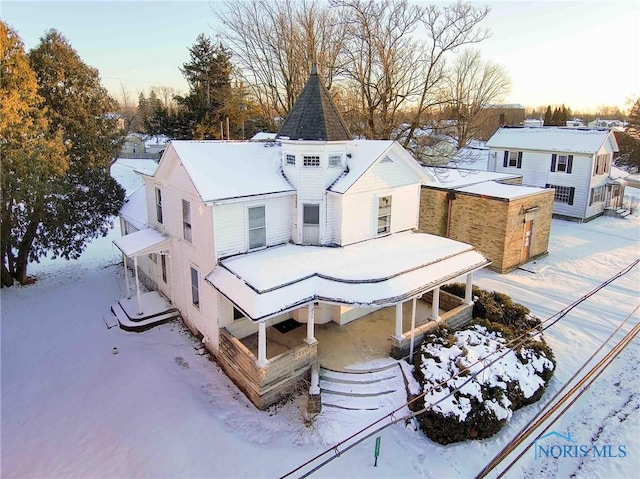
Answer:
(349, 159, 417, 194)
(341, 183, 420, 245)
(143, 152, 220, 349)
(326, 194, 342, 245)
(489, 148, 597, 219)
(213, 195, 293, 258)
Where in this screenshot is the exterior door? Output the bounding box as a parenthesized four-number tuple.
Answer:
(303, 204, 320, 245)
(522, 220, 532, 259)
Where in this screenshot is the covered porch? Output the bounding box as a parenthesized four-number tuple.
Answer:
(112, 228, 176, 331)
(207, 231, 488, 408)
(235, 288, 471, 371)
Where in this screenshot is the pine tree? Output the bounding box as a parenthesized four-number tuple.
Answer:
(544, 106, 552, 126)
(174, 35, 234, 139)
(1, 28, 125, 286)
(616, 99, 640, 171)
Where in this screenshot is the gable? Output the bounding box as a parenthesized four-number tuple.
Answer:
(330, 140, 429, 194)
(148, 143, 200, 199)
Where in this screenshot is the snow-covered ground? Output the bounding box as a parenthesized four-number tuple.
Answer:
(1, 160, 638, 478)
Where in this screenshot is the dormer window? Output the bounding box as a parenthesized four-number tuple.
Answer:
(286, 154, 295, 166)
(328, 154, 342, 167)
(303, 155, 320, 167)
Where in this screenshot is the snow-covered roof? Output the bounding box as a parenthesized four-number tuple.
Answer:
(425, 167, 519, 188)
(250, 132, 277, 141)
(167, 141, 295, 203)
(120, 186, 148, 230)
(424, 167, 544, 200)
(113, 228, 170, 257)
(331, 140, 430, 193)
(486, 127, 617, 154)
(144, 135, 169, 147)
(456, 182, 546, 200)
(206, 231, 489, 321)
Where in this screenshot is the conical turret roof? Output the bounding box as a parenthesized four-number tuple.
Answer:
(276, 66, 352, 141)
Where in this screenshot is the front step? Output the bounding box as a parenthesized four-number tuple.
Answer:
(111, 301, 180, 332)
(319, 363, 407, 411)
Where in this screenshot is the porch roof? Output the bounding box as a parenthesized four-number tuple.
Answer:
(113, 227, 170, 257)
(206, 231, 490, 322)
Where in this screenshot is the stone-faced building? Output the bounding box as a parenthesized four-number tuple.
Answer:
(419, 167, 554, 274)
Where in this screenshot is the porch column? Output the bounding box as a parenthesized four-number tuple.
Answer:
(257, 321, 269, 367)
(394, 303, 403, 339)
(305, 303, 317, 345)
(430, 287, 440, 321)
(465, 272, 474, 304)
(123, 255, 131, 299)
(409, 297, 417, 362)
(134, 255, 142, 315)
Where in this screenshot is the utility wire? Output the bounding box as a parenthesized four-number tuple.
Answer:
(494, 320, 640, 478)
(277, 259, 639, 479)
(476, 304, 640, 478)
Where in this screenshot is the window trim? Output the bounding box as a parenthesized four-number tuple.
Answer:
(550, 154, 573, 174)
(589, 185, 605, 205)
(303, 155, 321, 167)
(377, 195, 392, 235)
(247, 204, 267, 250)
(503, 150, 522, 168)
(155, 187, 163, 224)
(161, 254, 167, 283)
(546, 183, 575, 205)
(190, 266, 200, 309)
(328, 154, 342, 168)
(182, 199, 192, 243)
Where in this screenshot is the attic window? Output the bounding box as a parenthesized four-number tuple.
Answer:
(381, 156, 393, 163)
(328, 154, 342, 167)
(303, 155, 320, 167)
(286, 154, 295, 166)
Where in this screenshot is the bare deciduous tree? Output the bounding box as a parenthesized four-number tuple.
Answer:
(215, 0, 345, 120)
(333, 0, 424, 139)
(445, 48, 511, 149)
(401, 1, 490, 149)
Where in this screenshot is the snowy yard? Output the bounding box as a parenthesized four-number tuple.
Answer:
(1, 161, 639, 478)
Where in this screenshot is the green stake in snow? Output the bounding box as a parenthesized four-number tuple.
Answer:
(374, 436, 381, 466)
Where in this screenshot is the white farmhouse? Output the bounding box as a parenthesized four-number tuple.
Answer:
(486, 127, 625, 222)
(113, 69, 490, 409)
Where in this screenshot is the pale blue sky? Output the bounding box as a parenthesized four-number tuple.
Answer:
(3, 0, 639, 112)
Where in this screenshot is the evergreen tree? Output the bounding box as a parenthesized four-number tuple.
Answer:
(544, 106, 552, 126)
(1, 28, 125, 286)
(616, 99, 640, 171)
(174, 35, 234, 139)
(551, 107, 560, 125)
(1, 22, 67, 286)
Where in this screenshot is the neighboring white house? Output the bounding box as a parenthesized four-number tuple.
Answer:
(114, 69, 490, 409)
(486, 127, 624, 221)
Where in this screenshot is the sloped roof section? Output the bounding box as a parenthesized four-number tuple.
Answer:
(165, 141, 295, 202)
(486, 127, 617, 154)
(276, 67, 352, 141)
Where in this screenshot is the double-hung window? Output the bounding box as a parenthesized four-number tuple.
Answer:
(248, 205, 266, 249)
(161, 255, 167, 283)
(502, 151, 522, 168)
(155, 188, 163, 224)
(590, 185, 605, 205)
(377, 196, 392, 234)
(182, 200, 192, 243)
(550, 154, 573, 173)
(190, 267, 200, 308)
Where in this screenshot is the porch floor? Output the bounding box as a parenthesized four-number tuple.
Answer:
(239, 300, 440, 370)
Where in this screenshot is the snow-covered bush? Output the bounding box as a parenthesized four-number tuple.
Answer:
(413, 323, 555, 445)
